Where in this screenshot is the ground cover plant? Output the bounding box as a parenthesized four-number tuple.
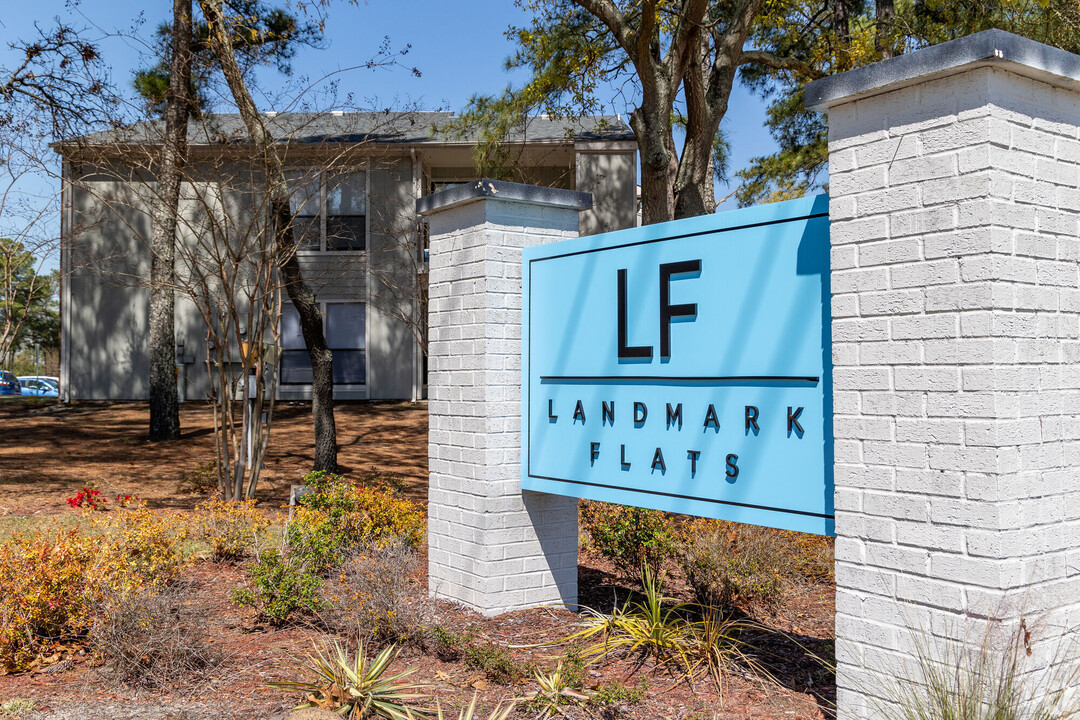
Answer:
(0, 401, 837, 719)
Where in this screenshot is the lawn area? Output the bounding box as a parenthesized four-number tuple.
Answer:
(0, 400, 835, 720)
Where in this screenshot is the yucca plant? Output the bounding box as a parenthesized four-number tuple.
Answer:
(685, 609, 764, 699)
(524, 661, 591, 717)
(268, 640, 428, 719)
(434, 695, 516, 720)
(564, 565, 695, 673)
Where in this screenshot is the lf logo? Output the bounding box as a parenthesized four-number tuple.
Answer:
(617, 259, 702, 360)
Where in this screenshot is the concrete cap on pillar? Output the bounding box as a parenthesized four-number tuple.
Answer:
(805, 28, 1080, 112)
(415, 178, 592, 216)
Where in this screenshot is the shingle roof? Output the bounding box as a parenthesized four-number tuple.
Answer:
(65, 112, 635, 149)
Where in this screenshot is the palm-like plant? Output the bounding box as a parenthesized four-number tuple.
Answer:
(524, 661, 591, 717)
(268, 640, 428, 719)
(434, 695, 516, 720)
(565, 564, 695, 673)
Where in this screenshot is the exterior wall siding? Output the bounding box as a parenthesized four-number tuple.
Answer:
(62, 142, 637, 402)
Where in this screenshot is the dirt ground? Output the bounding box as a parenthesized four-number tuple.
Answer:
(0, 399, 429, 514)
(0, 399, 835, 720)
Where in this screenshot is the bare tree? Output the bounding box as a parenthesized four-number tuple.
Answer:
(176, 150, 283, 498)
(200, 0, 339, 471)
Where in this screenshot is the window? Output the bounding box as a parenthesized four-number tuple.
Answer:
(287, 169, 367, 252)
(280, 303, 366, 386)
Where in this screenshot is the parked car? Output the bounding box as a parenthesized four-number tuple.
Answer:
(0, 371, 20, 396)
(18, 377, 58, 397)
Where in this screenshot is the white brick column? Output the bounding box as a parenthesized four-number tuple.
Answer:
(807, 31, 1080, 718)
(417, 180, 590, 616)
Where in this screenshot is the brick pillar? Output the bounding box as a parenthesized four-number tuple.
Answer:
(807, 30, 1080, 718)
(417, 180, 590, 616)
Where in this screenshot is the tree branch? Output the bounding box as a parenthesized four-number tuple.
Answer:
(738, 49, 824, 78)
(571, 0, 635, 55)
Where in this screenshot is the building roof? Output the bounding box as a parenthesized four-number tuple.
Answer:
(62, 112, 635, 151)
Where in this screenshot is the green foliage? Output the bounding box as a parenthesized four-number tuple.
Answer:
(430, 624, 471, 661)
(562, 566, 757, 694)
(463, 641, 533, 685)
(453, 4, 616, 178)
(429, 625, 532, 685)
(579, 500, 674, 583)
(590, 679, 647, 707)
(555, 648, 587, 691)
(230, 549, 324, 625)
(268, 641, 427, 720)
(0, 700, 35, 719)
(133, 0, 323, 117)
(738, 0, 1080, 206)
(288, 471, 425, 574)
(0, 239, 57, 363)
(674, 518, 833, 611)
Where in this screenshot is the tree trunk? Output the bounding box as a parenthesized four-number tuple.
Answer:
(673, 29, 720, 219)
(876, 0, 895, 58)
(674, 0, 760, 219)
(200, 0, 337, 472)
(833, 0, 852, 71)
(148, 0, 192, 442)
(632, 110, 674, 225)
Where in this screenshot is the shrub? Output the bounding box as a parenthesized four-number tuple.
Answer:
(590, 679, 647, 707)
(428, 626, 532, 684)
(194, 497, 270, 562)
(90, 507, 191, 590)
(0, 513, 194, 672)
(675, 519, 832, 611)
(66, 486, 108, 510)
(0, 700, 35, 719)
(322, 539, 433, 647)
(231, 549, 324, 625)
(463, 641, 532, 685)
(178, 460, 218, 495)
(579, 500, 674, 582)
(0, 527, 99, 671)
(289, 472, 425, 574)
(287, 506, 353, 573)
(430, 624, 470, 662)
(89, 582, 216, 687)
(675, 519, 784, 610)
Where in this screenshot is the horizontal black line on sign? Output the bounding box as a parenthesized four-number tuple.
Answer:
(539, 375, 820, 383)
(527, 474, 834, 520)
(528, 211, 830, 263)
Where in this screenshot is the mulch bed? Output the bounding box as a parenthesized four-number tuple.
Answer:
(0, 400, 835, 719)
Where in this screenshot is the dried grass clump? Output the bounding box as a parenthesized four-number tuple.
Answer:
(89, 581, 217, 688)
(322, 538, 435, 648)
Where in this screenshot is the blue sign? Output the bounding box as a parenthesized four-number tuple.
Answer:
(521, 195, 833, 536)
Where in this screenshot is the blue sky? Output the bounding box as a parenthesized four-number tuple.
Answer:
(2, 0, 781, 268)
